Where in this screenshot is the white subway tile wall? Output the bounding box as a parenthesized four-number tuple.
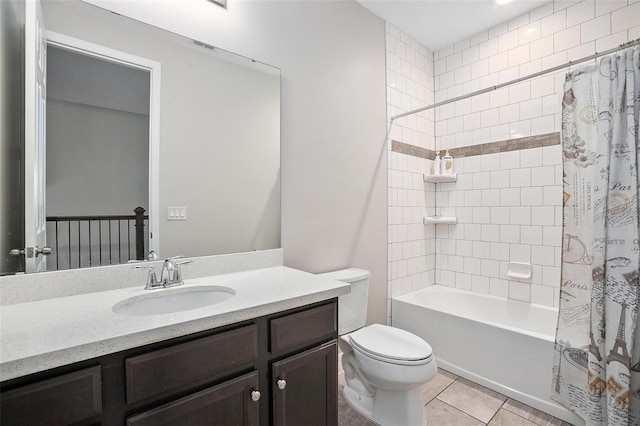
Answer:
(387, 0, 639, 316)
(434, 146, 564, 304)
(434, 0, 638, 146)
(386, 24, 436, 324)
(432, 0, 638, 307)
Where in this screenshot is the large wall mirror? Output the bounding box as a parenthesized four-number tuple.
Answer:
(1, 0, 280, 275)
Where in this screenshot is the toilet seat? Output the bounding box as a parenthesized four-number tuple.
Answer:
(348, 324, 433, 366)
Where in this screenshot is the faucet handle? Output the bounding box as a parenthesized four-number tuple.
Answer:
(161, 256, 183, 272)
(173, 260, 193, 283)
(134, 265, 160, 289)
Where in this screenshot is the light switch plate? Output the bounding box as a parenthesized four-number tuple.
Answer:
(168, 206, 187, 221)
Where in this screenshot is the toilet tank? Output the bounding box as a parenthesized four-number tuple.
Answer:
(318, 268, 370, 335)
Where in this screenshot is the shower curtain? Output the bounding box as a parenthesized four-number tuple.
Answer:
(552, 47, 640, 425)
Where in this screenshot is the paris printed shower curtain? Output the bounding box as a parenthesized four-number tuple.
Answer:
(552, 47, 640, 425)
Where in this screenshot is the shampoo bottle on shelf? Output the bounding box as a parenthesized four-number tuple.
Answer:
(433, 151, 441, 175)
(442, 149, 453, 175)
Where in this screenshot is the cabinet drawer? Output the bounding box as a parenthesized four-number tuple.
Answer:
(126, 324, 258, 404)
(1, 366, 101, 425)
(270, 302, 337, 354)
(127, 371, 259, 426)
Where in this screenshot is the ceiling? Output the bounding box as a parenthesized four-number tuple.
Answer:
(356, 0, 552, 51)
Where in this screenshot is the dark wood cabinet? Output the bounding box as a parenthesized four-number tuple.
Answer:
(272, 341, 338, 426)
(0, 299, 338, 426)
(270, 303, 336, 354)
(125, 325, 258, 404)
(0, 366, 102, 425)
(126, 371, 259, 426)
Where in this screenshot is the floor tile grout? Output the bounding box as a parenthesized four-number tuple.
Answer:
(483, 391, 515, 425)
(484, 399, 506, 425)
(434, 397, 490, 425)
(425, 375, 493, 425)
(423, 374, 459, 406)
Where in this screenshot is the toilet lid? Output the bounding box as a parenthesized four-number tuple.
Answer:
(348, 324, 433, 362)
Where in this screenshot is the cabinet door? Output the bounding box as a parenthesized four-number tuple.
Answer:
(126, 371, 260, 426)
(272, 341, 337, 426)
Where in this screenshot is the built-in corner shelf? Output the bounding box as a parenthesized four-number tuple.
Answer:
(423, 174, 457, 183)
(423, 216, 458, 225)
(423, 173, 457, 224)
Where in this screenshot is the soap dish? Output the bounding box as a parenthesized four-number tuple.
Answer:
(507, 262, 532, 279)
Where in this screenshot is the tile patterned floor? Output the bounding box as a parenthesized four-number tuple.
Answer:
(338, 368, 574, 426)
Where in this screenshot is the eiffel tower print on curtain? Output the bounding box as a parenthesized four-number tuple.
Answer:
(607, 303, 631, 367)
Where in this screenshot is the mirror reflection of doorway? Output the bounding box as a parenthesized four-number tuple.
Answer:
(45, 44, 151, 270)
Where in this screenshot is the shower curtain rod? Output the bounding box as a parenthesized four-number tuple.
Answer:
(391, 38, 640, 122)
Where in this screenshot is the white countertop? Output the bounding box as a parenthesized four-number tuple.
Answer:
(0, 266, 349, 381)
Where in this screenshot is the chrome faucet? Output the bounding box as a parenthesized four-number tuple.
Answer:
(134, 257, 193, 289)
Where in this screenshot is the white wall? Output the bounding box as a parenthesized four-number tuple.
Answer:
(432, 0, 639, 306)
(80, 0, 389, 323)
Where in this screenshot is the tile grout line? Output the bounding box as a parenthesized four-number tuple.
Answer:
(484, 399, 509, 425)
(431, 397, 489, 425)
(432, 373, 512, 425)
(481, 396, 563, 426)
(427, 375, 493, 425)
(423, 373, 460, 407)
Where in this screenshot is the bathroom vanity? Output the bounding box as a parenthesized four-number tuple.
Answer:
(0, 264, 349, 425)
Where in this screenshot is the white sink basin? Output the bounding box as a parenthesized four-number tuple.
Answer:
(112, 286, 235, 316)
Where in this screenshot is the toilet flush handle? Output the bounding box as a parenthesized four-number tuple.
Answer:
(277, 379, 287, 390)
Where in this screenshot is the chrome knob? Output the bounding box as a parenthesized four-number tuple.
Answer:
(251, 390, 261, 402)
(35, 246, 52, 256)
(277, 379, 286, 390)
(9, 249, 24, 257)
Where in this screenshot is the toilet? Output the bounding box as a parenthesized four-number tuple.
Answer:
(319, 268, 437, 426)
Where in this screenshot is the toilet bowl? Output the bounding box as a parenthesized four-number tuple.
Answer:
(319, 269, 437, 426)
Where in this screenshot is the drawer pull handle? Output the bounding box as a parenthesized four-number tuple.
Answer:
(277, 379, 287, 390)
(251, 390, 261, 402)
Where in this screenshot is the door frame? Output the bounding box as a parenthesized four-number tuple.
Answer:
(44, 30, 161, 256)
(24, 0, 47, 272)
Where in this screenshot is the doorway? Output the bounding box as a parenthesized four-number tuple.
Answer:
(43, 32, 160, 270)
(46, 44, 150, 269)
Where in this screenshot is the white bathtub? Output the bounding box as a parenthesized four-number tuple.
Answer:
(392, 285, 584, 425)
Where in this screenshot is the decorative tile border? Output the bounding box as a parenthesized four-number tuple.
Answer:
(390, 140, 435, 159)
(391, 132, 560, 160)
